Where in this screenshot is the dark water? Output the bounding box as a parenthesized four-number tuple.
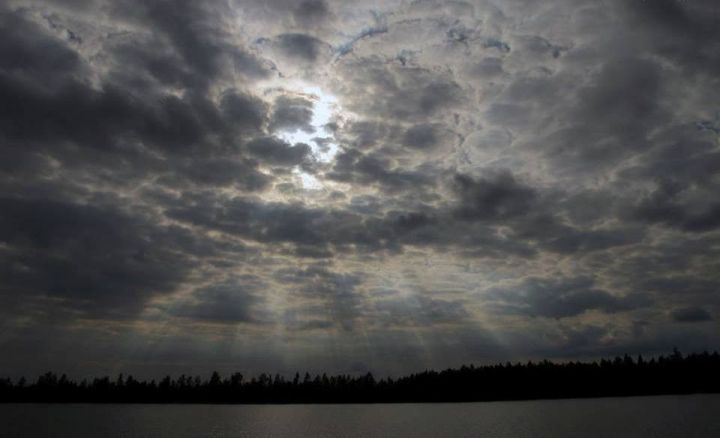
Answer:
(1, 394, 719, 437)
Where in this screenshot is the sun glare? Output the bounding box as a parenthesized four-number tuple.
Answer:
(273, 84, 341, 190)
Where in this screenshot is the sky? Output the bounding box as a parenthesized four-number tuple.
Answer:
(1, 0, 719, 379)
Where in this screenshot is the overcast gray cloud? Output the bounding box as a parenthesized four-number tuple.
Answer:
(0, 0, 719, 379)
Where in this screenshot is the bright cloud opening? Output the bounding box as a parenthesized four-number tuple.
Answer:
(273, 85, 340, 190)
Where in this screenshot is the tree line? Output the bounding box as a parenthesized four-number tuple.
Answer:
(1, 349, 718, 403)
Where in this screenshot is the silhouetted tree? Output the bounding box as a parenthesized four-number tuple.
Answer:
(1, 350, 719, 404)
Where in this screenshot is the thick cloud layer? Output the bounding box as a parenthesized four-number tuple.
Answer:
(0, 0, 719, 378)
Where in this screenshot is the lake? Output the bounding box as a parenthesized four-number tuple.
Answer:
(1, 394, 718, 437)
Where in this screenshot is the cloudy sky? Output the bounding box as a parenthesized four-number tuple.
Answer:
(1, 0, 719, 379)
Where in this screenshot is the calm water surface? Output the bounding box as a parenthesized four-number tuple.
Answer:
(1, 394, 719, 437)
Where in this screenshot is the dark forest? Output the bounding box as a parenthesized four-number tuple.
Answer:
(2, 350, 718, 404)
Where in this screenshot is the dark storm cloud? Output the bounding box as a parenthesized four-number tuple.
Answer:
(246, 137, 313, 166)
(632, 180, 720, 232)
(2, 0, 720, 378)
(269, 96, 315, 133)
(514, 35, 569, 59)
(292, 0, 330, 26)
(173, 158, 271, 190)
(451, 171, 537, 221)
(327, 148, 436, 193)
(622, 0, 720, 76)
(640, 276, 720, 300)
(0, 1, 281, 193)
(402, 124, 438, 150)
(373, 294, 469, 327)
(0, 9, 81, 79)
(618, 128, 720, 187)
(605, 235, 720, 320)
(512, 0, 720, 185)
(114, 0, 271, 86)
(338, 120, 396, 150)
(0, 13, 128, 152)
(535, 324, 612, 357)
(274, 266, 366, 331)
(337, 59, 464, 121)
(488, 276, 650, 319)
(275, 33, 330, 62)
(170, 280, 269, 323)
(467, 57, 504, 78)
(1, 57, 255, 162)
(671, 306, 713, 323)
(162, 187, 543, 261)
(0, 196, 197, 318)
(0, 66, 277, 191)
(539, 57, 666, 171)
(110, 41, 195, 89)
(164, 194, 390, 252)
(220, 91, 269, 132)
(542, 227, 645, 254)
